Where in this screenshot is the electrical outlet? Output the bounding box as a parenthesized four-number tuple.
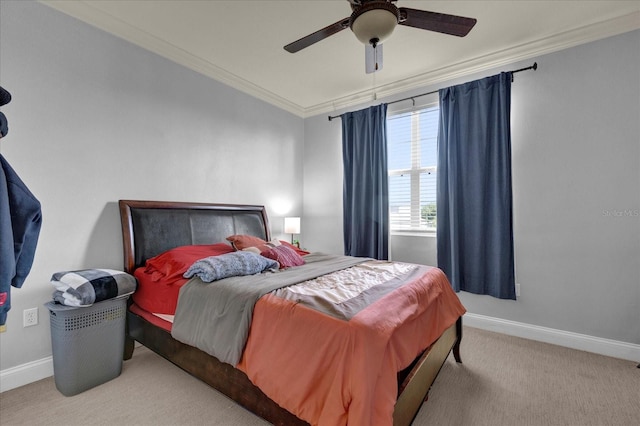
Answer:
(515, 283, 521, 297)
(23, 307, 38, 327)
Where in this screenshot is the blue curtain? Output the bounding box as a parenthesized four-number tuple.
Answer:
(437, 73, 515, 299)
(341, 104, 389, 260)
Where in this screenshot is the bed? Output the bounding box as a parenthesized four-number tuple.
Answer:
(118, 199, 465, 426)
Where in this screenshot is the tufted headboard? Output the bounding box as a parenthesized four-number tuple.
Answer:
(118, 200, 270, 273)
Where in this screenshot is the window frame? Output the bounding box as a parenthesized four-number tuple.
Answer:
(387, 101, 439, 236)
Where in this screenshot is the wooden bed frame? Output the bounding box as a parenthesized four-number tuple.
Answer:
(119, 199, 462, 426)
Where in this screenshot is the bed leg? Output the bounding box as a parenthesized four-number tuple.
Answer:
(453, 317, 463, 363)
(123, 335, 135, 360)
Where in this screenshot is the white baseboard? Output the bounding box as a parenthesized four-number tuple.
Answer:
(464, 313, 640, 362)
(0, 356, 54, 393)
(2, 316, 638, 393)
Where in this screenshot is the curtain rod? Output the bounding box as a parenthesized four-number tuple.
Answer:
(328, 62, 538, 121)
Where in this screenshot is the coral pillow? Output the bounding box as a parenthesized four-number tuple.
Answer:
(260, 245, 305, 268)
(226, 234, 268, 251)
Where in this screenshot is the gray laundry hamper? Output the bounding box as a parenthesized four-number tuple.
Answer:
(46, 296, 128, 396)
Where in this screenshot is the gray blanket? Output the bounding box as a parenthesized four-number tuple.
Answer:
(171, 253, 367, 366)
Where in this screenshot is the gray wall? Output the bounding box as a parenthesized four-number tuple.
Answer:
(303, 30, 640, 345)
(0, 1, 304, 371)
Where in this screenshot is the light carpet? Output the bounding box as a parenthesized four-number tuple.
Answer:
(1, 326, 637, 425)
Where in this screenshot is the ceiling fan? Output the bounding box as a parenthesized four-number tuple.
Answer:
(284, 0, 477, 73)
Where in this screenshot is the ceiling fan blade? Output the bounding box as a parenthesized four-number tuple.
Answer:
(398, 7, 477, 37)
(365, 43, 383, 74)
(284, 17, 350, 53)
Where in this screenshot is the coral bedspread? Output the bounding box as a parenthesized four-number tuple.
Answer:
(237, 265, 465, 426)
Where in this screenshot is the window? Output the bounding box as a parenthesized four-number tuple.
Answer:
(387, 105, 439, 232)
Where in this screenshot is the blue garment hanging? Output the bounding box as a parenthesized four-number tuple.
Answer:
(0, 154, 42, 326)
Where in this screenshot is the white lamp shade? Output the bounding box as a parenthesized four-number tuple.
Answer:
(351, 8, 398, 45)
(284, 217, 301, 234)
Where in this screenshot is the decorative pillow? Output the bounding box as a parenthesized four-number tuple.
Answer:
(279, 240, 311, 256)
(183, 251, 278, 283)
(227, 234, 311, 256)
(226, 234, 268, 251)
(145, 243, 234, 281)
(260, 245, 305, 269)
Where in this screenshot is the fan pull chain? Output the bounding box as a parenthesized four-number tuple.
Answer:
(371, 37, 380, 72)
(372, 63, 377, 100)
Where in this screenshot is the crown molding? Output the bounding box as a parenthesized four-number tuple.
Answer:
(40, 2, 639, 119)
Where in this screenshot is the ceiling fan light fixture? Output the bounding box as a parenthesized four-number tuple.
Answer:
(283, 0, 477, 58)
(350, 2, 399, 46)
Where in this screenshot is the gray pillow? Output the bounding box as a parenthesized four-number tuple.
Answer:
(183, 251, 278, 283)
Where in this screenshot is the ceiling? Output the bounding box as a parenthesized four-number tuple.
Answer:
(41, 1, 640, 117)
